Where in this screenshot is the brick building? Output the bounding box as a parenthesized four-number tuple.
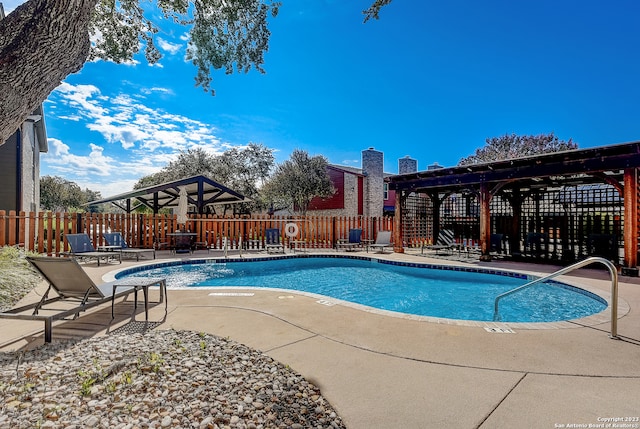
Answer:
(308, 148, 418, 217)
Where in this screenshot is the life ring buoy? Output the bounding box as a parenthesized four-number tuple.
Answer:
(284, 222, 299, 238)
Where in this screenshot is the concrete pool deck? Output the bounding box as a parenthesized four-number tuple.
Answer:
(2, 250, 639, 428)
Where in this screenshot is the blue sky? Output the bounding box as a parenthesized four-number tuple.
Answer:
(4, 0, 640, 197)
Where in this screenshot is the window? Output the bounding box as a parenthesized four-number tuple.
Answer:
(383, 183, 389, 200)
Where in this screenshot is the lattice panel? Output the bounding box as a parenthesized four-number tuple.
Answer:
(399, 184, 625, 262)
(402, 193, 432, 247)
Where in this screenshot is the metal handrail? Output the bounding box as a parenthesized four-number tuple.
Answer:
(493, 257, 619, 339)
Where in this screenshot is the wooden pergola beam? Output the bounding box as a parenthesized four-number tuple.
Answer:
(388, 142, 640, 274)
(623, 168, 638, 272)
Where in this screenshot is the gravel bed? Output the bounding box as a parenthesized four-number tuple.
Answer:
(0, 330, 346, 429)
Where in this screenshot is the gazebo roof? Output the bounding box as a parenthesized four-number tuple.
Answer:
(86, 175, 248, 214)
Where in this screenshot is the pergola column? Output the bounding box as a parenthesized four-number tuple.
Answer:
(479, 182, 492, 261)
(430, 191, 441, 246)
(511, 187, 523, 255)
(393, 190, 405, 253)
(623, 168, 638, 275)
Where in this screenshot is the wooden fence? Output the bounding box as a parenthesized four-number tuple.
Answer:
(0, 211, 394, 255)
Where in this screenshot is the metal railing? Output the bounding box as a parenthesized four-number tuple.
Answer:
(493, 257, 619, 339)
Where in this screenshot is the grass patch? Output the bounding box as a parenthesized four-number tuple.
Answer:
(0, 246, 41, 311)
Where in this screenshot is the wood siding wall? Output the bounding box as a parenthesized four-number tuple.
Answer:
(309, 168, 345, 210)
(0, 132, 18, 212)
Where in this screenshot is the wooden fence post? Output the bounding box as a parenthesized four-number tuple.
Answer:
(28, 211, 36, 251)
(8, 211, 17, 246)
(0, 210, 5, 247)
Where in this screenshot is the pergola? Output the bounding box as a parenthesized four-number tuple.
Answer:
(388, 141, 640, 274)
(86, 175, 248, 214)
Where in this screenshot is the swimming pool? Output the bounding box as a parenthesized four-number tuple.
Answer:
(115, 255, 607, 323)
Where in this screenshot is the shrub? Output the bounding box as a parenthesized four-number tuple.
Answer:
(0, 246, 41, 311)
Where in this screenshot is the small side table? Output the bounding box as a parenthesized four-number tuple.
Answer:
(289, 240, 307, 253)
(98, 245, 123, 261)
(111, 277, 167, 320)
(361, 239, 374, 253)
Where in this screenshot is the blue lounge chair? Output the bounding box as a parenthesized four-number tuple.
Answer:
(63, 233, 121, 266)
(265, 228, 284, 254)
(336, 228, 363, 251)
(103, 232, 155, 261)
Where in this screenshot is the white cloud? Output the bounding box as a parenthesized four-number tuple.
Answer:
(43, 81, 248, 196)
(342, 159, 360, 165)
(157, 37, 182, 55)
(57, 114, 83, 121)
(45, 138, 115, 177)
(88, 120, 151, 149)
(140, 87, 175, 96)
(44, 138, 163, 196)
(49, 83, 228, 153)
(54, 82, 106, 118)
(78, 178, 140, 200)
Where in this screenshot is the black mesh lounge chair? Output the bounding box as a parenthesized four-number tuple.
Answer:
(0, 257, 165, 343)
(490, 233, 506, 255)
(63, 233, 121, 266)
(336, 228, 363, 251)
(265, 228, 285, 254)
(370, 231, 393, 253)
(103, 232, 155, 261)
(423, 229, 456, 255)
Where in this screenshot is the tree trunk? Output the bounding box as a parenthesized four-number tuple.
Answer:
(0, 0, 96, 144)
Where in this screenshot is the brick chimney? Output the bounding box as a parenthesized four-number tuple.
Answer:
(362, 147, 384, 218)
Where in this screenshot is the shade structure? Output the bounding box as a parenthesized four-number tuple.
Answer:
(84, 175, 249, 214)
(176, 186, 188, 225)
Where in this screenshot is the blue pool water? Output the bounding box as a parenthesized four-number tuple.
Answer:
(117, 256, 607, 323)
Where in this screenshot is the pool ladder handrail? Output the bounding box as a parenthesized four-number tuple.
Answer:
(492, 257, 619, 339)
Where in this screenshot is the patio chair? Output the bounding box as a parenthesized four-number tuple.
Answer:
(103, 232, 156, 261)
(265, 228, 285, 254)
(490, 233, 506, 255)
(369, 231, 393, 253)
(153, 233, 171, 252)
(336, 228, 362, 252)
(63, 233, 121, 266)
(0, 257, 149, 342)
(587, 233, 619, 263)
(423, 229, 456, 255)
(524, 232, 547, 258)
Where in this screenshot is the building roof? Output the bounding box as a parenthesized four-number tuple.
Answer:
(30, 105, 47, 153)
(329, 164, 395, 178)
(85, 175, 248, 214)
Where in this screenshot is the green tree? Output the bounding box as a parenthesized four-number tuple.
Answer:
(261, 149, 334, 215)
(0, 0, 391, 145)
(133, 147, 217, 186)
(216, 143, 274, 198)
(458, 132, 578, 166)
(363, 0, 394, 22)
(40, 175, 101, 212)
(83, 188, 104, 213)
(134, 143, 275, 213)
